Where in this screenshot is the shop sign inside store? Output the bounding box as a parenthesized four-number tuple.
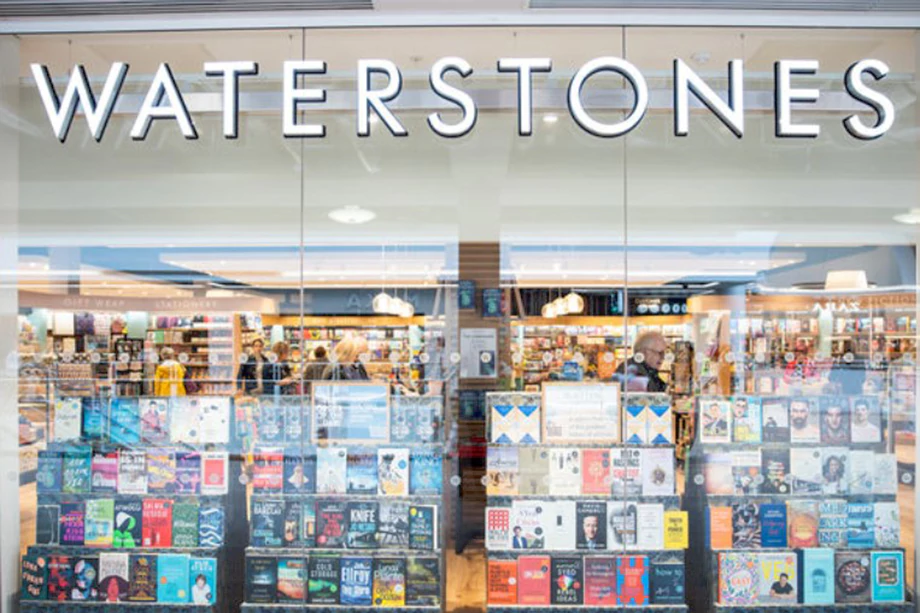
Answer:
(31, 57, 893, 143)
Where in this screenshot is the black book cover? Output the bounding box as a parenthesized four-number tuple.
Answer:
(282, 499, 304, 548)
(762, 397, 790, 443)
(406, 557, 441, 607)
(346, 501, 379, 549)
(113, 499, 142, 549)
(761, 448, 791, 495)
(576, 501, 607, 550)
(246, 556, 278, 604)
(551, 556, 584, 605)
(251, 498, 284, 548)
(308, 556, 341, 604)
(316, 500, 347, 549)
(36, 505, 60, 545)
(650, 561, 685, 604)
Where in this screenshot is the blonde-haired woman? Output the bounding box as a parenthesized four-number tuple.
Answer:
(322, 335, 370, 381)
(154, 347, 187, 396)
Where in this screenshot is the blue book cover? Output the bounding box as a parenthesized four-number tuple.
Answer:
(340, 557, 373, 606)
(408, 505, 438, 551)
(156, 553, 191, 603)
(282, 446, 316, 494)
(37, 448, 63, 493)
(199, 506, 225, 548)
(871, 551, 904, 603)
(347, 447, 379, 495)
(649, 561, 684, 605)
(256, 397, 285, 444)
(251, 498, 284, 548)
(81, 397, 108, 440)
(281, 397, 305, 444)
(760, 503, 787, 548)
(189, 557, 217, 605)
(409, 449, 443, 496)
(800, 548, 835, 604)
(346, 501, 379, 549)
(62, 445, 92, 494)
(175, 451, 202, 494)
(109, 398, 140, 446)
(847, 502, 875, 548)
(390, 398, 418, 444)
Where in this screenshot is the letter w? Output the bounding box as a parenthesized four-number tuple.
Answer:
(31, 62, 128, 142)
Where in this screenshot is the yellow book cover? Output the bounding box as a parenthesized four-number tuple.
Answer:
(664, 510, 688, 549)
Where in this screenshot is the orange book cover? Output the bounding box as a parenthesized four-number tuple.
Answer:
(709, 506, 733, 550)
(581, 449, 611, 495)
(488, 559, 518, 605)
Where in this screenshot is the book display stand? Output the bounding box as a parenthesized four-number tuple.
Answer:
(484, 385, 689, 611)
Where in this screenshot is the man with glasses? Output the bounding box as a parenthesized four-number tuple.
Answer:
(616, 331, 669, 392)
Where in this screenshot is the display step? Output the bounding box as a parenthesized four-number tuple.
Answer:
(714, 605, 913, 612)
(486, 606, 687, 612)
(21, 603, 216, 612)
(241, 605, 440, 611)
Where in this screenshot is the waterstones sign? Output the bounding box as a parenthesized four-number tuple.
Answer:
(32, 56, 894, 142)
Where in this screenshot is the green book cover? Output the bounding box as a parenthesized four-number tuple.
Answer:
(85, 498, 115, 547)
(172, 501, 200, 548)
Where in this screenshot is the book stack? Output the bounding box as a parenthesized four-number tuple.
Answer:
(23, 395, 233, 608)
(485, 387, 688, 610)
(242, 386, 444, 610)
(690, 394, 908, 608)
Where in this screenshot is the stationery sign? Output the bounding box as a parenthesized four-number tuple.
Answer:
(312, 382, 390, 443)
(542, 383, 620, 444)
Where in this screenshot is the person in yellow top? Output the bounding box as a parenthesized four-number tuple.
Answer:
(154, 347, 187, 396)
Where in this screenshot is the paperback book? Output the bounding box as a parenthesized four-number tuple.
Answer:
(406, 556, 440, 607)
(372, 557, 406, 607)
(309, 556, 341, 604)
(346, 501, 379, 549)
(341, 557, 374, 606)
(347, 447, 379, 495)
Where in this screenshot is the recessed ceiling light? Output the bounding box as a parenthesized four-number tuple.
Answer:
(894, 208, 920, 225)
(543, 114, 559, 124)
(329, 205, 376, 225)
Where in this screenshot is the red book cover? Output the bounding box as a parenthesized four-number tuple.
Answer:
(517, 556, 551, 605)
(141, 499, 173, 548)
(617, 555, 649, 605)
(585, 556, 618, 605)
(252, 448, 284, 492)
(46, 556, 73, 602)
(581, 449, 611, 495)
(487, 559, 518, 605)
(201, 452, 228, 495)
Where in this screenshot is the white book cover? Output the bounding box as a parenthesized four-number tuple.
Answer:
(640, 448, 675, 496)
(377, 447, 409, 496)
(54, 398, 83, 442)
(624, 403, 648, 444)
(611, 447, 642, 497)
(543, 500, 577, 551)
(873, 453, 898, 495)
(200, 451, 229, 496)
(169, 397, 201, 444)
(548, 448, 581, 496)
(486, 447, 519, 497)
(198, 397, 231, 444)
(790, 447, 822, 495)
(509, 500, 547, 550)
(316, 446, 348, 494)
(117, 449, 148, 495)
(635, 503, 665, 550)
(485, 507, 511, 550)
(874, 501, 901, 548)
(788, 397, 821, 443)
(98, 552, 129, 603)
(848, 450, 875, 495)
(820, 447, 849, 495)
(607, 502, 638, 549)
(699, 397, 732, 444)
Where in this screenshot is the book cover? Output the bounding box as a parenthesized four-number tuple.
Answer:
(486, 446, 519, 496)
(874, 501, 900, 548)
(873, 453, 898, 494)
(789, 397, 821, 443)
(175, 451, 202, 495)
(787, 500, 819, 548)
(636, 503, 665, 550)
(486, 507, 511, 550)
(800, 548, 835, 604)
(377, 501, 410, 549)
(46, 555, 73, 602)
(624, 402, 648, 444)
(341, 557, 374, 606)
(663, 510, 688, 550)
(251, 498, 284, 548)
(584, 556, 617, 605)
(21, 554, 47, 601)
(347, 447, 379, 495)
(702, 451, 734, 496)
(170, 397, 201, 444)
(283, 446, 315, 494)
(117, 449, 147, 495)
(731, 449, 762, 495)
(510, 500, 546, 549)
(37, 448, 63, 493)
(70, 556, 99, 601)
(54, 397, 83, 441)
(377, 447, 410, 496)
(62, 445, 92, 494)
(790, 447, 822, 495)
(616, 555, 648, 605)
(871, 550, 904, 603)
(276, 556, 306, 603)
(818, 498, 848, 548)
(252, 447, 284, 494)
(552, 556, 584, 605)
(246, 556, 277, 604)
(641, 447, 675, 496)
(189, 557, 217, 605)
(316, 500, 347, 548)
(517, 447, 550, 496)
(141, 498, 173, 548)
(60, 501, 85, 546)
(127, 554, 157, 602)
(580, 449, 610, 495)
(518, 555, 551, 605)
(487, 558, 517, 605)
(113, 499, 142, 548)
(821, 447, 849, 495)
(718, 552, 758, 605)
(109, 398, 141, 446)
(544, 500, 577, 551)
(708, 506, 732, 550)
(346, 501, 380, 549)
(406, 556, 440, 607)
(81, 397, 108, 441)
(91, 449, 118, 493)
(409, 449, 443, 496)
(849, 449, 875, 494)
(731, 396, 762, 443)
(575, 501, 607, 551)
(699, 397, 731, 443)
(608, 502, 638, 549)
(280, 398, 305, 444)
(282, 499, 304, 548)
(650, 559, 685, 604)
(372, 557, 406, 607)
(146, 448, 177, 493)
(759, 503, 787, 548)
(390, 395, 418, 443)
(610, 447, 641, 497)
(199, 505, 225, 548)
(408, 504, 438, 551)
(85, 498, 115, 547)
(197, 396, 231, 445)
(412, 397, 443, 444)
(139, 397, 169, 444)
(98, 552, 129, 602)
(761, 397, 790, 442)
(760, 448, 790, 495)
(731, 502, 760, 549)
(172, 501, 200, 548)
(36, 504, 60, 545)
(757, 551, 797, 604)
(516, 399, 541, 444)
(835, 551, 871, 603)
(850, 395, 882, 443)
(256, 397, 285, 444)
(316, 446, 347, 494)
(820, 396, 851, 444)
(847, 502, 875, 548)
(647, 398, 673, 445)
(200, 451, 229, 496)
(489, 394, 521, 444)
(156, 553, 191, 603)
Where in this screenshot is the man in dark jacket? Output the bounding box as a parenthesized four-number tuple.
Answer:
(616, 331, 668, 392)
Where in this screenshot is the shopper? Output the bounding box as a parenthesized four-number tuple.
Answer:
(322, 335, 370, 381)
(615, 330, 668, 392)
(237, 337, 267, 395)
(154, 347, 186, 397)
(304, 345, 330, 383)
(263, 341, 295, 395)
